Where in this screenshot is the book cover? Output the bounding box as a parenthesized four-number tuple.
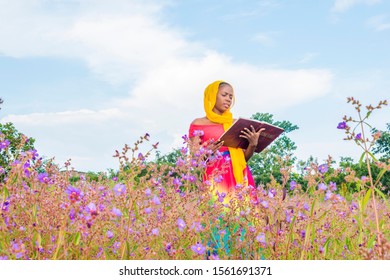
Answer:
(219, 117, 284, 153)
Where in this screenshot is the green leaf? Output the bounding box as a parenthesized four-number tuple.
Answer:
(3, 186, 9, 199)
(324, 238, 332, 257)
(362, 188, 372, 212)
(73, 232, 81, 246)
(367, 152, 378, 163)
(375, 187, 388, 204)
(359, 152, 365, 167)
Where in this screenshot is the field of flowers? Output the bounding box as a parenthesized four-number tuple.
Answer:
(0, 98, 389, 260)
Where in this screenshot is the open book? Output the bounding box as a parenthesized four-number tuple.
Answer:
(219, 117, 284, 153)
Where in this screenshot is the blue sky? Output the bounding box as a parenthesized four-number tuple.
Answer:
(1, 0, 389, 172)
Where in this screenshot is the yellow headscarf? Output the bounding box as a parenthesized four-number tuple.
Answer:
(203, 80, 247, 185)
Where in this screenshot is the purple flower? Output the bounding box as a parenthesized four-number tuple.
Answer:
(350, 201, 358, 211)
(112, 176, 118, 181)
(268, 189, 276, 198)
(176, 158, 185, 167)
(69, 208, 76, 221)
(173, 178, 182, 187)
(300, 230, 306, 239)
(2, 200, 10, 211)
(38, 172, 50, 184)
(256, 233, 266, 245)
(0, 139, 10, 150)
(145, 188, 152, 196)
(151, 228, 159, 236)
(289, 180, 297, 190)
(324, 190, 332, 201)
(191, 242, 206, 255)
(261, 200, 269, 209)
(0, 166, 5, 174)
(144, 207, 152, 214)
(190, 222, 204, 232)
(177, 218, 186, 232)
(112, 207, 122, 217)
(318, 183, 327, 191)
(214, 175, 223, 183)
(193, 130, 204, 137)
(337, 121, 347, 129)
(106, 230, 114, 239)
(113, 183, 126, 196)
(152, 195, 161, 205)
(303, 203, 309, 211)
(86, 202, 97, 213)
(329, 181, 337, 191)
(355, 133, 362, 140)
(217, 191, 226, 203)
(65, 185, 82, 203)
(318, 164, 328, 174)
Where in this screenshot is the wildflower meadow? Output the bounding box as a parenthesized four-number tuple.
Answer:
(0, 97, 389, 260)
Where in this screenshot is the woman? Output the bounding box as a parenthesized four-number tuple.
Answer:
(189, 80, 263, 200)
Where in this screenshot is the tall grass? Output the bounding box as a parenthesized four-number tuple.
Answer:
(0, 98, 389, 260)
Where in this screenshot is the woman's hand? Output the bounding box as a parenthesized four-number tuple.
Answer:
(205, 139, 224, 154)
(240, 125, 265, 148)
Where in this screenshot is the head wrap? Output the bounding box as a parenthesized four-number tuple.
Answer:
(203, 80, 247, 185)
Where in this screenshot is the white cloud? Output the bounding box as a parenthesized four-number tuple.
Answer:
(0, 0, 334, 171)
(331, 0, 382, 13)
(367, 14, 390, 31)
(251, 32, 277, 47)
(298, 52, 319, 64)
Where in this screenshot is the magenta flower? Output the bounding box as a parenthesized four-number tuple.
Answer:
(0, 166, 5, 174)
(337, 121, 347, 129)
(318, 164, 328, 174)
(113, 183, 126, 196)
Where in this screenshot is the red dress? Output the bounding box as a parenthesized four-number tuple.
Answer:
(189, 123, 255, 196)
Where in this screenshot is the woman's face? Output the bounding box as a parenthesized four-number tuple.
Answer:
(212, 84, 234, 115)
